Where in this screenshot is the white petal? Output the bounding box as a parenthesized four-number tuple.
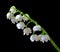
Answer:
(16, 22, 25, 29)
(23, 28, 32, 36)
(30, 35, 35, 42)
(44, 35, 50, 42)
(40, 35, 45, 43)
(33, 25, 41, 32)
(33, 35, 39, 41)
(22, 15, 29, 22)
(35, 35, 40, 41)
(6, 12, 14, 20)
(15, 14, 22, 22)
(11, 18, 16, 24)
(39, 34, 50, 43)
(23, 32, 25, 35)
(30, 34, 40, 42)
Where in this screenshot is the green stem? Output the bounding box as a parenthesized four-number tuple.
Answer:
(17, 9, 60, 52)
(17, 10, 38, 25)
(50, 37, 60, 52)
(26, 21, 32, 27)
(42, 28, 60, 52)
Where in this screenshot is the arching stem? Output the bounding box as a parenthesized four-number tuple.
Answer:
(17, 9, 60, 52)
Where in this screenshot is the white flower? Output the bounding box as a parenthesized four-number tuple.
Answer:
(33, 25, 41, 32)
(6, 12, 14, 20)
(23, 28, 32, 36)
(35, 35, 41, 41)
(16, 22, 25, 29)
(10, 6, 16, 14)
(15, 14, 22, 22)
(30, 34, 40, 42)
(11, 18, 16, 24)
(15, 14, 29, 22)
(39, 34, 50, 43)
(22, 15, 29, 22)
(44, 35, 50, 42)
(30, 35, 36, 42)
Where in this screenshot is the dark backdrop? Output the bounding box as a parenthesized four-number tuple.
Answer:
(0, 0, 60, 52)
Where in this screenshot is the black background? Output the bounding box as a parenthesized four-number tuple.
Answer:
(0, 0, 60, 52)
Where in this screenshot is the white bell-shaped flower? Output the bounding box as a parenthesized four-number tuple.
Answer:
(10, 6, 16, 14)
(44, 35, 50, 42)
(6, 12, 14, 20)
(39, 34, 50, 43)
(11, 18, 16, 24)
(30, 34, 36, 42)
(22, 15, 29, 22)
(33, 25, 41, 32)
(30, 34, 40, 42)
(16, 22, 25, 29)
(35, 35, 41, 41)
(23, 28, 32, 36)
(15, 14, 22, 22)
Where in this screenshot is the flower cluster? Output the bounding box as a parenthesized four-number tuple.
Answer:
(6, 6, 29, 24)
(6, 6, 50, 43)
(30, 34, 50, 43)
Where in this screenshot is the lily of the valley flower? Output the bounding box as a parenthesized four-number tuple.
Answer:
(23, 28, 32, 36)
(10, 6, 16, 14)
(11, 18, 17, 24)
(39, 34, 50, 43)
(22, 15, 29, 22)
(30, 35, 35, 42)
(33, 25, 41, 32)
(30, 34, 40, 42)
(15, 14, 29, 22)
(6, 12, 14, 20)
(15, 14, 22, 22)
(16, 22, 25, 29)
